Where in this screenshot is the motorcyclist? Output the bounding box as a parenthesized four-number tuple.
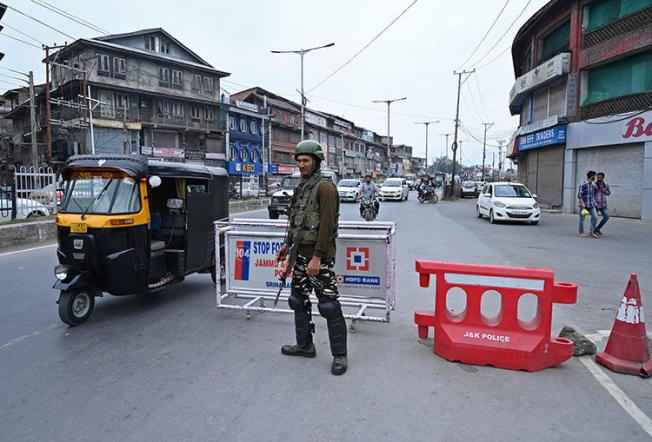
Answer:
(359, 173, 379, 218)
(418, 175, 433, 196)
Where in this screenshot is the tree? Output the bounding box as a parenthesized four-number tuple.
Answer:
(429, 156, 460, 174)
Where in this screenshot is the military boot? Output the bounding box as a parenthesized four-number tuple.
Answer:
(331, 355, 348, 375)
(281, 305, 316, 358)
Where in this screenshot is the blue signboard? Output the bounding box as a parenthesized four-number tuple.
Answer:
(518, 125, 566, 151)
(268, 163, 279, 175)
(226, 161, 262, 175)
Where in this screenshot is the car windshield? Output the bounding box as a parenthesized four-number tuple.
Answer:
(494, 184, 531, 198)
(338, 180, 359, 187)
(383, 179, 402, 187)
(281, 177, 301, 189)
(463, 182, 475, 187)
(61, 174, 141, 214)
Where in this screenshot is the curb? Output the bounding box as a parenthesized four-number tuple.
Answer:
(0, 199, 271, 250)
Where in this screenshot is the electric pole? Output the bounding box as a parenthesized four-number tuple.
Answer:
(415, 120, 438, 174)
(481, 122, 493, 182)
(28, 71, 38, 168)
(449, 69, 474, 198)
(492, 152, 496, 181)
(497, 139, 506, 179)
(271, 42, 335, 140)
(373, 97, 407, 167)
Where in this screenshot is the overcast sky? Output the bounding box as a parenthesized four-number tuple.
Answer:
(1, 0, 551, 166)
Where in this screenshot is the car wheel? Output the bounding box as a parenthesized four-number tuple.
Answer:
(27, 211, 45, 218)
(405, 192, 408, 200)
(268, 211, 279, 220)
(476, 206, 483, 218)
(58, 290, 94, 326)
(489, 209, 497, 224)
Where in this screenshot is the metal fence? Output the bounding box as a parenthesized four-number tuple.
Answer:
(0, 165, 58, 222)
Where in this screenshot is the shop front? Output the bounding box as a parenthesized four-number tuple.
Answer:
(563, 110, 652, 220)
(516, 123, 567, 208)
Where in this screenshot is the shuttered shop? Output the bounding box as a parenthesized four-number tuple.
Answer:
(518, 145, 564, 208)
(575, 144, 643, 218)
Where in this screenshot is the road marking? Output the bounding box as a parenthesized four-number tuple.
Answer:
(0, 243, 56, 257)
(579, 356, 652, 438)
(0, 324, 60, 352)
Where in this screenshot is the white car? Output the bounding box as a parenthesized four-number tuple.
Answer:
(1, 188, 50, 221)
(337, 179, 362, 202)
(476, 182, 540, 225)
(379, 178, 409, 201)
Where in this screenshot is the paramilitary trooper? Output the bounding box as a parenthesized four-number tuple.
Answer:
(275, 140, 348, 375)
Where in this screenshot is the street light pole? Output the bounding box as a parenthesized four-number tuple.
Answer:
(481, 122, 494, 182)
(373, 97, 407, 173)
(271, 42, 335, 141)
(415, 120, 439, 174)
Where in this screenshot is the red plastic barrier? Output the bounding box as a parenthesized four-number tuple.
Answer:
(414, 260, 577, 372)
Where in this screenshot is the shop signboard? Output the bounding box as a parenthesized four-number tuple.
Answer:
(226, 161, 262, 175)
(277, 165, 295, 175)
(566, 109, 652, 149)
(510, 52, 570, 107)
(268, 163, 279, 175)
(141, 146, 184, 159)
(518, 125, 566, 151)
(362, 130, 374, 142)
(305, 111, 327, 128)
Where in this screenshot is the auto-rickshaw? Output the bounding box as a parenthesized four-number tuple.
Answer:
(53, 154, 228, 325)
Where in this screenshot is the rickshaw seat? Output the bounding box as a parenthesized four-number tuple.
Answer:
(150, 240, 166, 252)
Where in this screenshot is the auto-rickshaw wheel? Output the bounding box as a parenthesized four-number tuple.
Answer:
(58, 290, 94, 326)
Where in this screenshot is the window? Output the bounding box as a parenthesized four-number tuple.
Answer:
(172, 102, 184, 118)
(191, 105, 202, 120)
(157, 101, 170, 118)
(116, 93, 129, 116)
(159, 67, 170, 87)
(229, 116, 237, 130)
(239, 119, 247, 132)
(205, 107, 215, 121)
(171, 70, 183, 89)
(97, 54, 110, 75)
(250, 147, 260, 162)
(192, 74, 202, 90)
(112, 57, 126, 79)
(540, 20, 570, 62)
(585, 0, 652, 32)
(250, 121, 258, 134)
(584, 49, 652, 105)
(203, 76, 214, 92)
(240, 147, 249, 162)
(145, 35, 171, 54)
(230, 144, 239, 160)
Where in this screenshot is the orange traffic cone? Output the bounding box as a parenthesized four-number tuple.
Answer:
(596, 274, 652, 377)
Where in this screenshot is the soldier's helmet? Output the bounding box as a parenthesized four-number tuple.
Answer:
(294, 140, 325, 161)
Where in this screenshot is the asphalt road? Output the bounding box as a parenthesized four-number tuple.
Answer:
(1, 194, 651, 441)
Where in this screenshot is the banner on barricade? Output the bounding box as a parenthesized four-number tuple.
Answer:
(225, 232, 388, 299)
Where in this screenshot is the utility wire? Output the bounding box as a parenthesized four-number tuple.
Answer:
(0, 72, 27, 83)
(308, 0, 418, 93)
(469, 0, 532, 67)
(30, 0, 110, 35)
(477, 45, 511, 69)
(0, 32, 42, 49)
(473, 75, 489, 120)
(5, 4, 76, 40)
(460, 0, 510, 68)
(0, 21, 44, 45)
(0, 78, 25, 88)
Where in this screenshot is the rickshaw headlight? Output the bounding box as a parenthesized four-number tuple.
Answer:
(54, 264, 68, 281)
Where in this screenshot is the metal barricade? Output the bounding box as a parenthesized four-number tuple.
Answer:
(215, 218, 397, 327)
(1, 166, 58, 222)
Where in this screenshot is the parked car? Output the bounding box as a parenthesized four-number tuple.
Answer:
(460, 181, 480, 198)
(476, 182, 540, 225)
(405, 177, 416, 190)
(29, 182, 64, 212)
(337, 179, 362, 202)
(379, 178, 409, 201)
(0, 188, 50, 221)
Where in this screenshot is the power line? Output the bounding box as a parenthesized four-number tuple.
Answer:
(0, 72, 27, 83)
(30, 0, 110, 35)
(0, 78, 24, 88)
(460, 0, 511, 68)
(473, 74, 489, 120)
(0, 32, 42, 49)
(469, 1, 532, 67)
(476, 45, 511, 69)
(5, 4, 76, 40)
(0, 21, 44, 45)
(308, 0, 418, 93)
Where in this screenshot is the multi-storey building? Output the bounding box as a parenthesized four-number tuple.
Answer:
(226, 98, 266, 187)
(7, 28, 229, 167)
(508, 0, 652, 219)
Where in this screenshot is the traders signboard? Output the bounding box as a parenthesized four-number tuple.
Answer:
(518, 125, 566, 151)
(226, 161, 262, 175)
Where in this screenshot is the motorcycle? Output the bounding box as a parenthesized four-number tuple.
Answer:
(418, 187, 438, 204)
(360, 197, 377, 221)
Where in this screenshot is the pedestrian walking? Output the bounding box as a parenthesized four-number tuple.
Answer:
(577, 170, 599, 238)
(275, 140, 348, 376)
(594, 172, 611, 236)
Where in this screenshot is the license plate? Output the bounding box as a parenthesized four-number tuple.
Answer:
(70, 223, 87, 233)
(509, 210, 528, 215)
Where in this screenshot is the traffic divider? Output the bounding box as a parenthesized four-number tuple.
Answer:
(414, 260, 577, 372)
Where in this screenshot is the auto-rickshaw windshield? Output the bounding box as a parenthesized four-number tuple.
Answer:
(61, 172, 141, 214)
